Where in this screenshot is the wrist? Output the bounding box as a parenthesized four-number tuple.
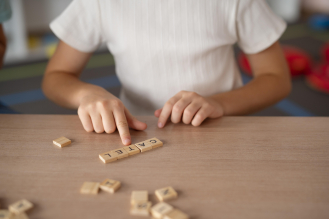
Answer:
(207, 95, 227, 116)
(77, 84, 108, 105)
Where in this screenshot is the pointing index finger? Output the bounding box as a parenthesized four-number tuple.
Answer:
(113, 108, 131, 145)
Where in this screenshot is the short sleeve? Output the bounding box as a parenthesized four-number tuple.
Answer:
(0, 0, 12, 23)
(236, 0, 286, 54)
(50, 0, 103, 53)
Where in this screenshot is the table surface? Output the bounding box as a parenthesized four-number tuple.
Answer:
(0, 115, 329, 219)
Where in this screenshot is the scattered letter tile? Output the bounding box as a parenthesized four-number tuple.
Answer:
(0, 210, 12, 219)
(155, 186, 178, 201)
(130, 201, 152, 216)
(131, 190, 148, 205)
(53, 136, 71, 147)
(9, 199, 33, 214)
(151, 202, 174, 219)
(99, 179, 121, 193)
(99, 151, 118, 163)
(80, 182, 100, 194)
(163, 209, 189, 219)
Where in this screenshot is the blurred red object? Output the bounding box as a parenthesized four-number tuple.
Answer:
(306, 63, 329, 94)
(238, 46, 312, 77)
(322, 43, 329, 63)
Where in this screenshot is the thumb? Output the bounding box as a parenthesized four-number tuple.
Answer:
(125, 108, 147, 130)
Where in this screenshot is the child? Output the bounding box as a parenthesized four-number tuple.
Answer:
(42, 0, 291, 146)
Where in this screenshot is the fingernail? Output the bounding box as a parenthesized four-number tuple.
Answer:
(158, 122, 163, 128)
(124, 138, 130, 145)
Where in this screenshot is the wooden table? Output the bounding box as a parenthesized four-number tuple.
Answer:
(0, 115, 328, 219)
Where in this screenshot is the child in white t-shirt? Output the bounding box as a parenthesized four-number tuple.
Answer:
(42, 0, 291, 145)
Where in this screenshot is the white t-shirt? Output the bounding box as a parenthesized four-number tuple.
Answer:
(50, 0, 286, 115)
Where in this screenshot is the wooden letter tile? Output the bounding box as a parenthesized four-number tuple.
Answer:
(112, 148, 128, 159)
(12, 212, 29, 219)
(135, 141, 153, 152)
(131, 190, 148, 205)
(80, 182, 100, 194)
(130, 201, 152, 217)
(0, 210, 12, 219)
(99, 151, 118, 163)
(9, 199, 33, 214)
(123, 145, 141, 156)
(99, 179, 121, 193)
(53, 136, 71, 147)
(155, 186, 178, 201)
(147, 137, 163, 148)
(163, 209, 189, 219)
(151, 202, 174, 219)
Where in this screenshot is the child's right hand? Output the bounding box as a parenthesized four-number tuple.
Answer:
(77, 92, 147, 145)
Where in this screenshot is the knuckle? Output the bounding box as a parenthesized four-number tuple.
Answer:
(165, 102, 174, 109)
(86, 103, 97, 111)
(184, 109, 194, 117)
(117, 120, 128, 128)
(98, 100, 110, 108)
(189, 91, 198, 97)
(111, 99, 123, 108)
(203, 102, 212, 109)
(173, 104, 182, 113)
(196, 113, 206, 120)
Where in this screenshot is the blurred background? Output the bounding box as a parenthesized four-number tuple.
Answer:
(0, 0, 329, 116)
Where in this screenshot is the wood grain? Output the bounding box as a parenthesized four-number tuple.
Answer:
(0, 115, 329, 219)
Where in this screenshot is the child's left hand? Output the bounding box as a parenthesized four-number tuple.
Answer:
(154, 91, 224, 128)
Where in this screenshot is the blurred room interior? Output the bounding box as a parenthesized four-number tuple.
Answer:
(1, 0, 329, 116)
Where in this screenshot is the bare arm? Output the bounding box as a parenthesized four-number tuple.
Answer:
(155, 41, 291, 127)
(42, 41, 147, 145)
(210, 41, 291, 115)
(42, 40, 94, 108)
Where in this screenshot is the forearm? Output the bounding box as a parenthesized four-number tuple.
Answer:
(42, 72, 107, 109)
(210, 73, 291, 116)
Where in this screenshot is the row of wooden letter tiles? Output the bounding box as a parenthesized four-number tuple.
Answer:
(99, 137, 163, 163)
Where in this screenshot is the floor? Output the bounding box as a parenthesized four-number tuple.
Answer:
(0, 23, 328, 116)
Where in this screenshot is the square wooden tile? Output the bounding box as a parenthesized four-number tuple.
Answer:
(0, 210, 12, 219)
(123, 145, 141, 156)
(9, 199, 33, 214)
(112, 148, 128, 159)
(155, 186, 178, 201)
(131, 190, 148, 205)
(80, 182, 100, 194)
(163, 209, 189, 219)
(130, 201, 152, 217)
(151, 202, 174, 219)
(13, 212, 29, 219)
(99, 151, 118, 163)
(53, 136, 71, 147)
(147, 137, 163, 148)
(99, 179, 121, 193)
(135, 141, 153, 152)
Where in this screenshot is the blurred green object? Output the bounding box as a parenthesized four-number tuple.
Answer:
(0, 0, 11, 23)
